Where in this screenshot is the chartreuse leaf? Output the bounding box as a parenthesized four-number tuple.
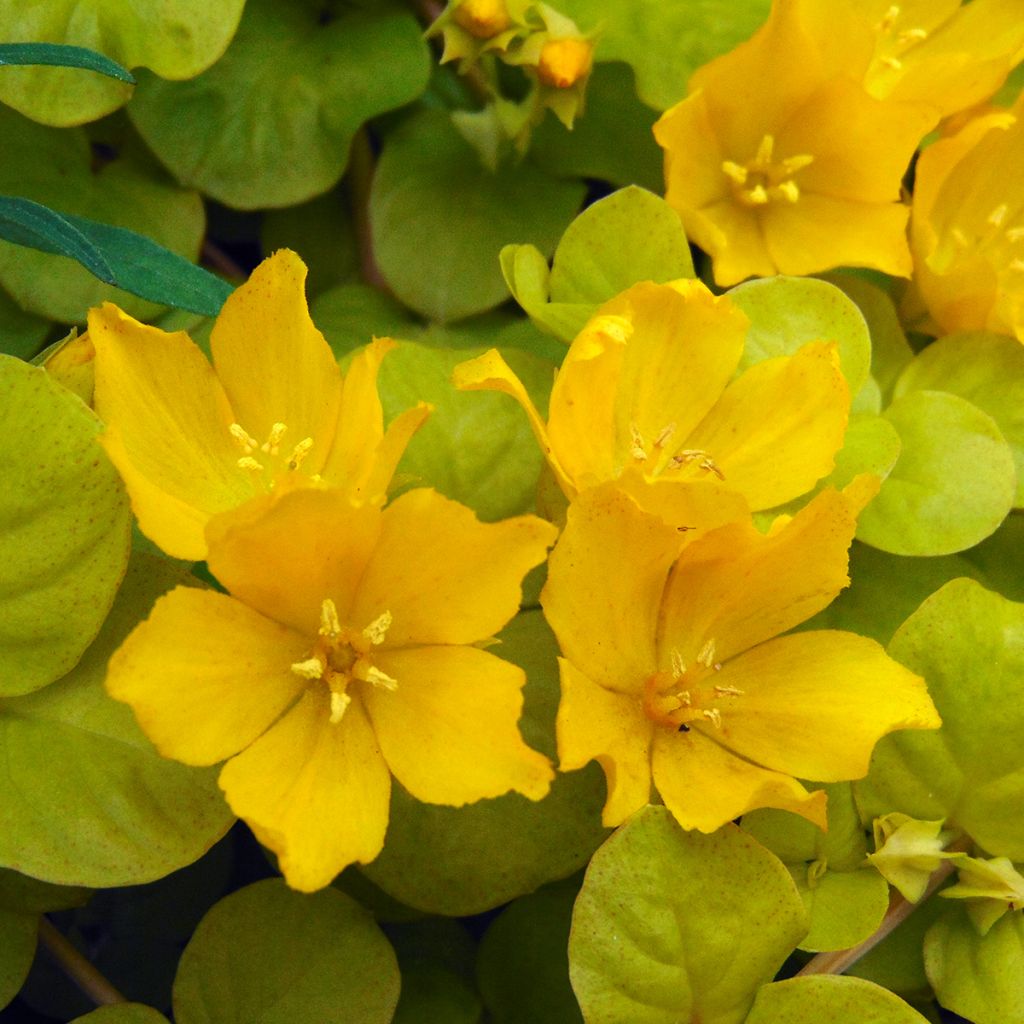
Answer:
(173, 879, 399, 1024)
(371, 110, 584, 322)
(964, 513, 1024, 603)
(0, 284, 49, 360)
(728, 276, 872, 397)
(376, 341, 553, 522)
(503, 186, 693, 341)
(0, 356, 129, 695)
(743, 785, 889, 953)
(531, 64, 663, 191)
(856, 579, 1024, 861)
(0, 1, 244, 126)
(0, 108, 205, 323)
(70, 1008, 170, 1024)
(924, 906, 1024, 1024)
(0, 553, 233, 885)
(569, 808, 807, 1024)
(312, 284, 420, 359)
(856, 392, 1015, 556)
(0, 905, 35, 1011)
(0, 42, 134, 82)
(554, 0, 771, 110)
(361, 610, 609, 916)
(803, 541, 986, 645)
(894, 331, 1024, 507)
(745, 976, 932, 1024)
(478, 877, 584, 1024)
(129, 0, 430, 210)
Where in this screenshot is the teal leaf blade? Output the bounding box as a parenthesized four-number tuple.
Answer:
(0, 42, 134, 83)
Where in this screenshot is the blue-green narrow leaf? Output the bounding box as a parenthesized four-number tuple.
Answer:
(0, 42, 135, 84)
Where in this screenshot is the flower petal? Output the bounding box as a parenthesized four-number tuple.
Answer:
(686, 341, 850, 510)
(210, 249, 342, 473)
(657, 484, 874, 666)
(219, 689, 391, 892)
(364, 645, 552, 805)
(90, 303, 254, 560)
(711, 630, 940, 781)
(690, 199, 778, 286)
(542, 482, 680, 693)
(206, 489, 382, 636)
(350, 488, 556, 647)
(652, 727, 827, 833)
(557, 658, 653, 827)
(106, 587, 308, 766)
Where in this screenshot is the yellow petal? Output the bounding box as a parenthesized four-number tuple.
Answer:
(220, 689, 390, 892)
(557, 658, 653, 827)
(689, 199, 778, 286)
(542, 482, 680, 694)
(686, 341, 850, 510)
(654, 89, 731, 214)
(652, 727, 827, 832)
(360, 402, 432, 503)
(657, 485, 870, 666)
(598, 282, 749, 474)
(455, 348, 575, 496)
(350, 488, 557, 648)
(763, 194, 913, 278)
(711, 630, 940, 781)
(90, 303, 255, 560)
(210, 249, 342, 474)
(106, 587, 308, 766)
(364, 645, 552, 804)
(206, 488, 382, 636)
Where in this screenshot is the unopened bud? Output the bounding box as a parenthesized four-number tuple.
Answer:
(453, 0, 511, 39)
(537, 37, 593, 88)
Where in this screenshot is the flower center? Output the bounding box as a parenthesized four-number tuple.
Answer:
(228, 421, 316, 486)
(947, 203, 1024, 288)
(290, 599, 396, 725)
(641, 639, 744, 733)
(627, 421, 724, 481)
(721, 134, 814, 207)
(870, 4, 930, 75)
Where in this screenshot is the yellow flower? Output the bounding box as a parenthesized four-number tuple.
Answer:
(89, 249, 429, 560)
(106, 487, 556, 892)
(536, 37, 593, 90)
(653, 0, 937, 285)
(455, 279, 850, 516)
(908, 98, 1024, 341)
(796, 0, 1024, 119)
(541, 481, 941, 832)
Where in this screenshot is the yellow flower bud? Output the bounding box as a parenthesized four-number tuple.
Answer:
(453, 0, 511, 40)
(537, 37, 593, 89)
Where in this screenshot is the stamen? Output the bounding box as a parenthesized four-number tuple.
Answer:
(702, 708, 723, 729)
(1006, 227, 1024, 242)
(319, 599, 341, 638)
(329, 690, 351, 724)
(989, 204, 1009, 227)
(362, 665, 399, 691)
(229, 423, 259, 453)
(630, 424, 648, 461)
(741, 184, 769, 206)
(697, 638, 717, 669)
(654, 424, 676, 449)
(877, 5, 900, 32)
(700, 456, 725, 480)
(714, 684, 745, 697)
(262, 422, 288, 455)
(754, 134, 775, 168)
(291, 656, 325, 680)
(780, 153, 814, 175)
(362, 611, 392, 645)
(951, 227, 970, 247)
(677, 689, 691, 707)
(237, 456, 265, 472)
(287, 437, 314, 470)
(771, 180, 800, 203)
(721, 160, 748, 185)
(670, 648, 687, 680)
(880, 56, 903, 70)
(898, 27, 928, 43)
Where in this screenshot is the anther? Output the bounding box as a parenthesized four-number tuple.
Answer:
(781, 154, 814, 175)
(288, 437, 314, 470)
(700, 456, 725, 480)
(702, 708, 723, 729)
(654, 424, 676, 449)
(237, 456, 265, 472)
(291, 656, 325, 680)
(229, 423, 259, 453)
(329, 690, 351, 724)
(363, 665, 398, 691)
(951, 228, 970, 247)
(319, 599, 341, 638)
(880, 56, 903, 70)
(630, 424, 648, 461)
(262, 422, 288, 454)
(771, 180, 800, 204)
(714, 684, 745, 696)
(697, 639, 717, 669)
(741, 184, 769, 206)
(362, 611, 392, 645)
(877, 5, 900, 32)
(754, 134, 775, 168)
(989, 204, 1009, 227)
(670, 648, 687, 679)
(898, 27, 928, 43)
(721, 160, 749, 185)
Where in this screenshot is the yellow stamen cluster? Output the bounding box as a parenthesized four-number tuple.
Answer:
(627, 422, 725, 479)
(872, 4, 930, 74)
(228, 420, 315, 478)
(948, 203, 1024, 281)
(721, 134, 814, 208)
(290, 600, 396, 725)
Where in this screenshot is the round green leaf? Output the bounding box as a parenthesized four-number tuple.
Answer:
(0, 285, 49, 360)
(0, 553, 234, 885)
(569, 808, 808, 1024)
(0, 1, 244, 126)
(0, 870, 89, 913)
(856, 578, 1024, 860)
(856, 391, 1015, 555)
(0, 906, 36, 1011)
(477, 878, 584, 1024)
(925, 906, 1024, 1024)
(389, 919, 481, 1024)
(129, 0, 430, 210)
(361, 610, 609, 916)
(0, 107, 204, 323)
(371, 110, 585, 321)
(312, 284, 419, 359)
(0, 355, 130, 695)
(71, 1007, 171, 1024)
(964, 512, 1024, 603)
(173, 879, 399, 1024)
(792, 868, 890, 953)
(746, 976, 932, 1024)
(894, 331, 1024, 507)
(555, 0, 771, 110)
(729, 276, 872, 397)
(377, 341, 552, 522)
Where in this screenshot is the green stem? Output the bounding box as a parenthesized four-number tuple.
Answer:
(37, 916, 126, 1007)
(347, 128, 387, 290)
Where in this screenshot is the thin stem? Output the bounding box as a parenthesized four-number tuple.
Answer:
(37, 916, 126, 1007)
(201, 239, 245, 283)
(347, 128, 387, 290)
(797, 835, 973, 977)
(407, 0, 495, 103)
